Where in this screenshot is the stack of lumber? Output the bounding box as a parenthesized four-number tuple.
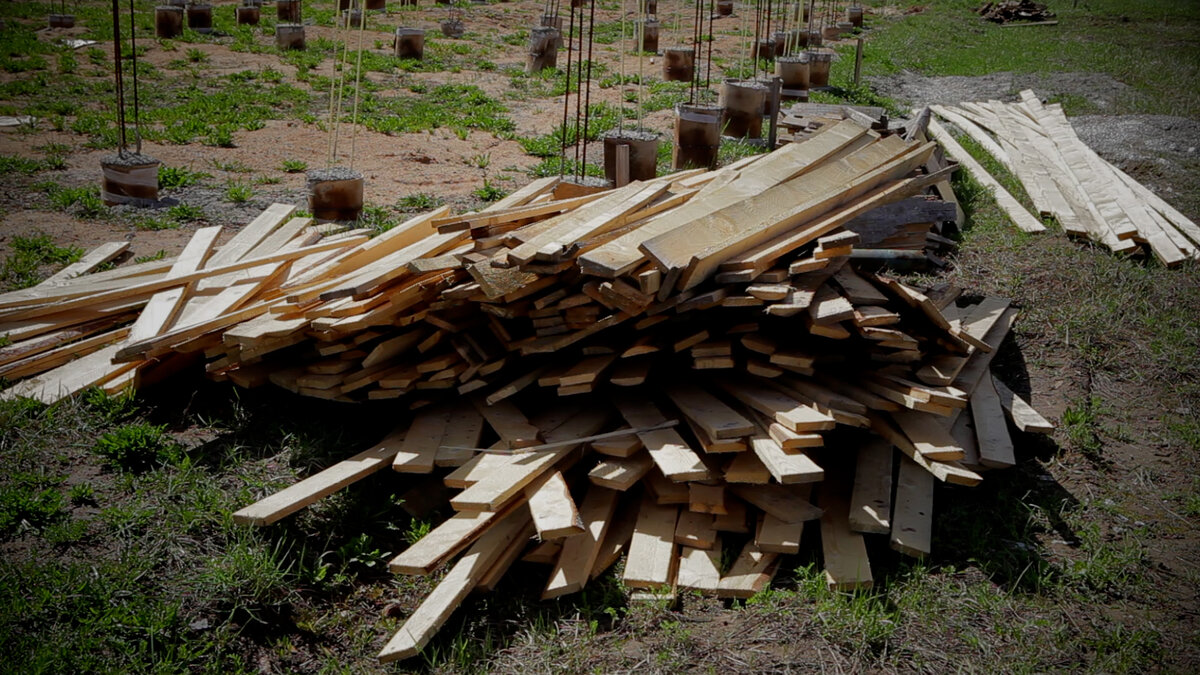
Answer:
(0, 207, 371, 402)
(0, 118, 1057, 663)
(976, 1, 1055, 23)
(927, 90, 1200, 267)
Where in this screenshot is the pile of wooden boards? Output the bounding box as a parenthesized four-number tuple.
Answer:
(0, 118, 1059, 663)
(927, 90, 1200, 266)
(976, 1, 1055, 23)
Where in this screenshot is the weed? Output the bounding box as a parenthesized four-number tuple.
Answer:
(0, 475, 67, 539)
(67, 484, 95, 506)
(133, 250, 168, 264)
(280, 159, 308, 173)
(473, 180, 506, 202)
(225, 181, 253, 204)
(470, 152, 491, 170)
(47, 185, 107, 219)
(185, 48, 208, 64)
(0, 233, 83, 291)
(1062, 395, 1105, 460)
(166, 203, 206, 222)
(158, 165, 210, 189)
(211, 158, 253, 174)
(358, 204, 399, 234)
(397, 193, 444, 210)
(134, 215, 181, 231)
(0, 154, 44, 175)
(93, 423, 179, 472)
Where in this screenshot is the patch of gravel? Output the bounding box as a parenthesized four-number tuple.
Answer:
(868, 70, 1132, 112)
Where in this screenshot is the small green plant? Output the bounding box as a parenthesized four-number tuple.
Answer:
(212, 158, 253, 173)
(134, 215, 181, 231)
(166, 203, 205, 222)
(470, 152, 491, 169)
(1062, 395, 1105, 460)
(473, 180, 506, 202)
(158, 165, 210, 189)
(280, 159, 308, 173)
(133, 250, 169, 264)
(397, 193, 444, 210)
(48, 185, 107, 219)
(67, 484, 95, 506)
(225, 181, 253, 204)
(0, 481, 66, 538)
(93, 422, 179, 472)
(0, 154, 45, 176)
(404, 518, 432, 545)
(0, 232, 83, 291)
(186, 48, 208, 64)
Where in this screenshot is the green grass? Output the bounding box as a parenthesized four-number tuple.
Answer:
(358, 84, 514, 138)
(856, 0, 1200, 116)
(397, 193, 445, 211)
(0, 232, 84, 291)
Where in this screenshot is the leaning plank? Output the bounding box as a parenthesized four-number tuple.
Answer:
(676, 541, 723, 593)
(449, 408, 609, 511)
(42, 241, 130, 284)
(848, 439, 893, 534)
(526, 471, 585, 540)
(819, 476, 873, 590)
(614, 396, 709, 481)
(378, 509, 533, 663)
(127, 226, 224, 344)
(991, 375, 1055, 434)
(393, 406, 452, 473)
(623, 495, 679, 589)
(589, 452, 654, 491)
(729, 483, 822, 523)
(748, 429, 824, 484)
(0, 326, 130, 381)
(664, 382, 756, 439)
(890, 455, 934, 558)
(925, 118, 1046, 233)
(543, 484, 619, 598)
(0, 343, 138, 404)
(388, 506, 516, 575)
(205, 203, 295, 268)
(232, 433, 405, 526)
(716, 541, 779, 598)
(970, 375, 1016, 468)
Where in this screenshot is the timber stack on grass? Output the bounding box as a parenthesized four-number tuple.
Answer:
(1, 117, 1064, 663)
(928, 90, 1200, 267)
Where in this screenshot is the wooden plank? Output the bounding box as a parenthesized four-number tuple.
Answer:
(925, 119, 1046, 234)
(664, 383, 756, 439)
(676, 541, 723, 593)
(378, 509, 533, 663)
(543, 485, 619, 598)
(526, 471, 584, 540)
(722, 449, 771, 484)
(207, 203, 295, 267)
(614, 396, 709, 482)
(756, 509, 805, 554)
(0, 343, 138, 404)
(849, 439, 893, 534)
(729, 483, 821, 523)
(748, 428, 824, 484)
(991, 375, 1055, 434)
(0, 326, 130, 381)
(720, 379, 836, 432)
(387, 506, 514, 575)
(589, 452, 654, 491)
(674, 509, 717, 550)
(892, 411, 965, 461)
(716, 541, 779, 598)
(473, 398, 542, 449)
(591, 495, 640, 579)
(127, 226, 223, 343)
(392, 406, 451, 473)
(650, 138, 938, 290)
(232, 434, 403, 526)
(818, 479, 873, 591)
(434, 401, 485, 467)
(42, 241, 129, 284)
(890, 455, 933, 558)
(623, 496, 679, 589)
(578, 122, 872, 278)
(449, 407, 609, 511)
(688, 483, 726, 515)
(971, 374, 1016, 468)
(591, 427, 644, 457)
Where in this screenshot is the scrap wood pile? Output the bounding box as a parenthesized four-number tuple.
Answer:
(976, 1, 1055, 23)
(0, 118, 1057, 663)
(927, 90, 1200, 267)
